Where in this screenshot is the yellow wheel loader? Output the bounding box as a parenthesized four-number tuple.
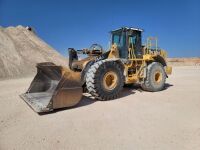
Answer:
(20, 27, 172, 113)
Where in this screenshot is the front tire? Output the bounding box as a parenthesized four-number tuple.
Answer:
(86, 60, 124, 100)
(141, 62, 166, 92)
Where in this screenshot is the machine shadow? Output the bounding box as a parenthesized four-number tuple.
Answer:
(39, 83, 173, 115)
(163, 83, 173, 90)
(39, 88, 136, 115)
(126, 83, 174, 93)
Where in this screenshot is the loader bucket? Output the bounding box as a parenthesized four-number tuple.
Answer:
(20, 62, 82, 113)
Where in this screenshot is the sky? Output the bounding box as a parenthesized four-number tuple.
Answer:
(0, 0, 200, 57)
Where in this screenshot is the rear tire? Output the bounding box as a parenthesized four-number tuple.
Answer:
(86, 60, 124, 100)
(141, 62, 166, 92)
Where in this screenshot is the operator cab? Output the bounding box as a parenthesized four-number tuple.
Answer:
(111, 27, 143, 58)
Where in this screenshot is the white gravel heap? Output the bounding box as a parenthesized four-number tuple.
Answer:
(0, 25, 67, 79)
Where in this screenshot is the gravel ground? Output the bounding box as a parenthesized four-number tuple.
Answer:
(0, 66, 200, 150)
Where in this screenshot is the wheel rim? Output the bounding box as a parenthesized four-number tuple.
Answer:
(103, 71, 118, 90)
(154, 71, 162, 83)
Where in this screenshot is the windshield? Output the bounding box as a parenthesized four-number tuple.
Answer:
(112, 33, 126, 47)
(113, 34, 120, 46)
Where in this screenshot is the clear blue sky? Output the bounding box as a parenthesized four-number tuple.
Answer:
(0, 0, 199, 57)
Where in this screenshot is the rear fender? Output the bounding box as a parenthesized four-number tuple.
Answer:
(153, 55, 167, 66)
(152, 55, 172, 77)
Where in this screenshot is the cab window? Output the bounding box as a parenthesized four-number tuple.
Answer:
(113, 34, 120, 46)
(129, 36, 136, 46)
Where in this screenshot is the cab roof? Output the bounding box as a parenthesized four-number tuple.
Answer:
(111, 27, 143, 33)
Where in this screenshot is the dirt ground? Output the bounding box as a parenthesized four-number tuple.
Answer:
(0, 66, 200, 150)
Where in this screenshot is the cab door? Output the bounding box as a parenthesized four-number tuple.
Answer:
(112, 32, 128, 58)
(128, 31, 143, 58)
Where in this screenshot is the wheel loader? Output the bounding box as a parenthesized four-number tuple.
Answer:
(20, 27, 172, 113)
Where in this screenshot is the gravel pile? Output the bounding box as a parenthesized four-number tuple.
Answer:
(0, 25, 67, 79)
